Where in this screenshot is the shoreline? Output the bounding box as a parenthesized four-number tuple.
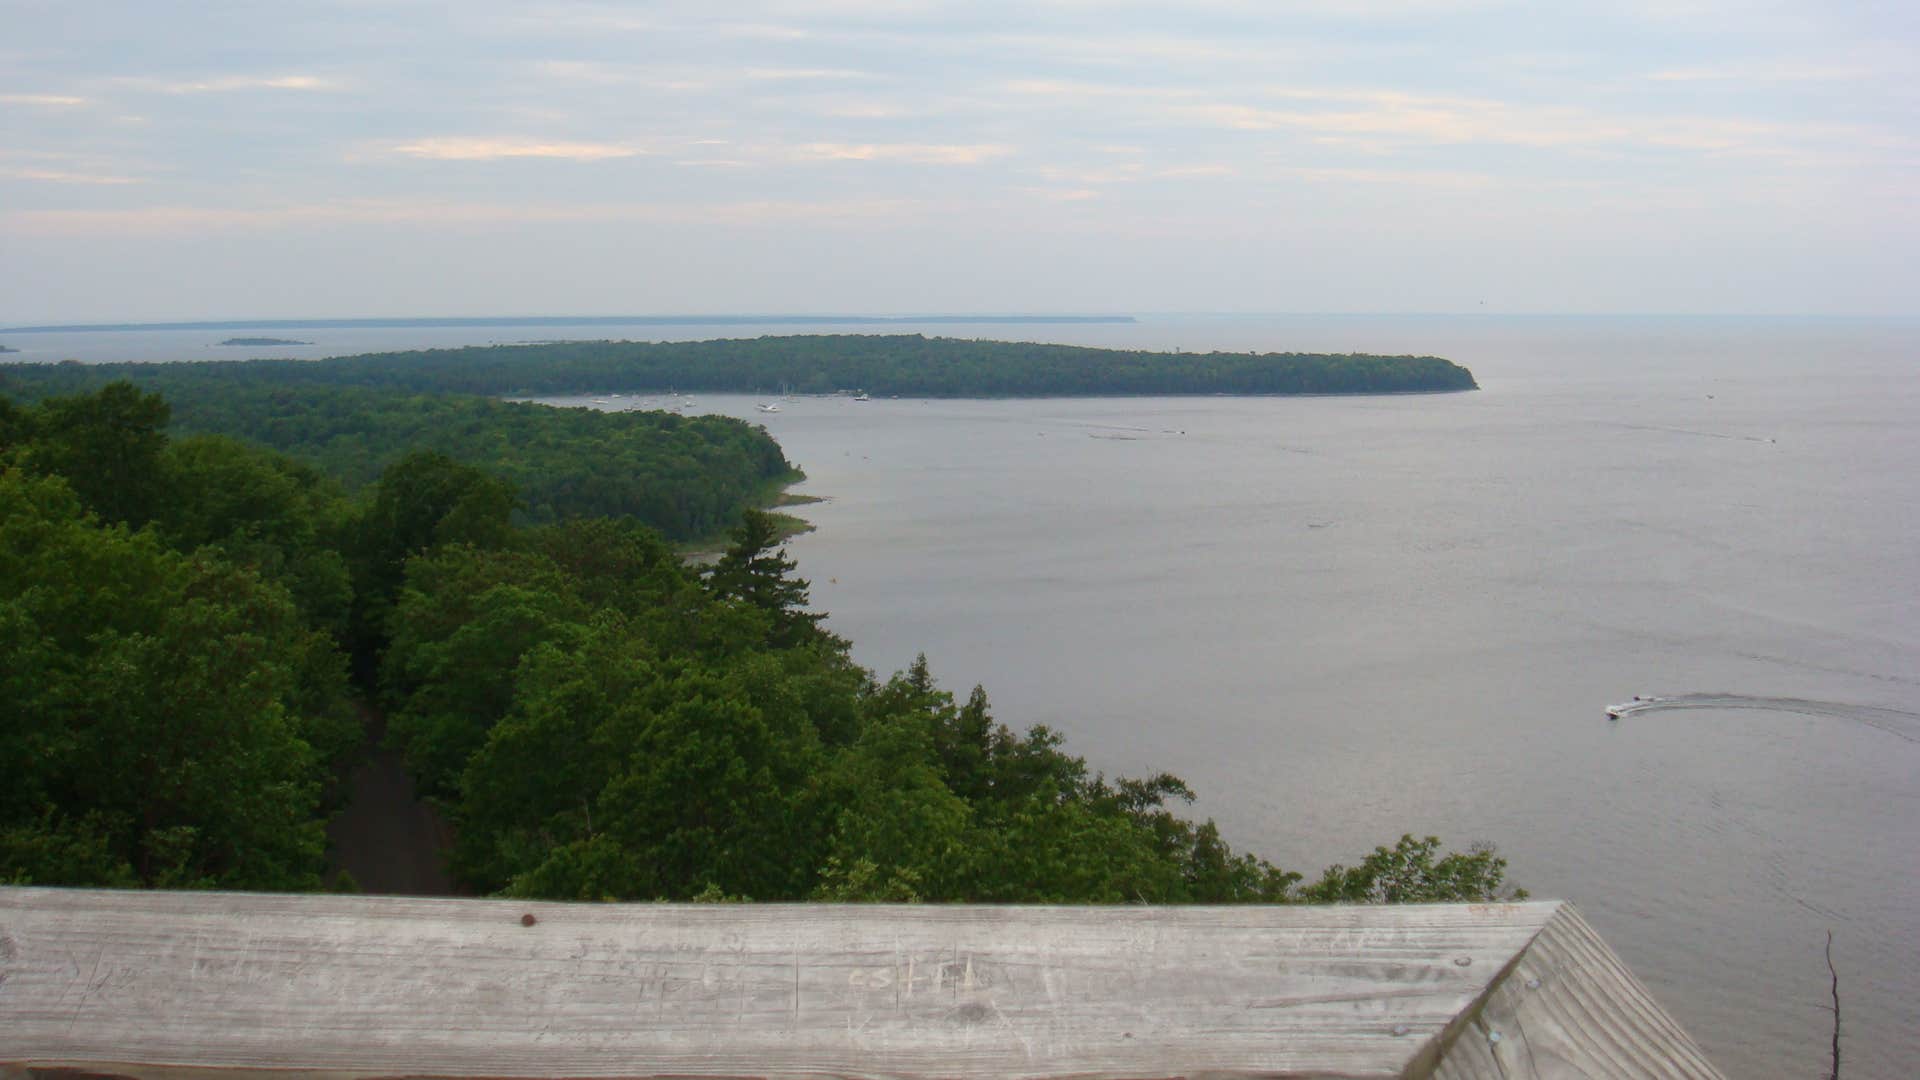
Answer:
(675, 480, 822, 563)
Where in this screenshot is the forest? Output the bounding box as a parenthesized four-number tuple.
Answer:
(1, 382, 1517, 903)
(0, 333, 1478, 399)
(0, 376, 796, 541)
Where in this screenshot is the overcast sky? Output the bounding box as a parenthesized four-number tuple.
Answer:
(2, 1, 1914, 321)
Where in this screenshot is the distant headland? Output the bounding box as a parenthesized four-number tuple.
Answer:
(220, 337, 311, 347)
(1, 333, 1477, 397)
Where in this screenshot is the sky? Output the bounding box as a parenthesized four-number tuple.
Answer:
(1, 0, 1915, 322)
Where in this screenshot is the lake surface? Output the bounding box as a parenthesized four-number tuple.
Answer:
(578, 315, 1915, 1079)
(15, 313, 1917, 1076)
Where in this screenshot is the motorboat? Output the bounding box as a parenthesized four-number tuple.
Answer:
(1605, 697, 1650, 720)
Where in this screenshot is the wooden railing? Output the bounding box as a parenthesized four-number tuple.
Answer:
(0, 888, 1720, 1079)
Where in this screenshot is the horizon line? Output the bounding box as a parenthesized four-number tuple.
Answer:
(3, 311, 1912, 335)
(0, 314, 1142, 335)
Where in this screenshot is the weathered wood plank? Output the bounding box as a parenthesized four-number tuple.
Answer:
(1430, 903, 1724, 1079)
(0, 889, 1709, 1079)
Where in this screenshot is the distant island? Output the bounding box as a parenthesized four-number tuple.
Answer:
(2, 334, 1475, 398)
(220, 337, 310, 347)
(377, 335, 1479, 396)
(0, 344, 16, 354)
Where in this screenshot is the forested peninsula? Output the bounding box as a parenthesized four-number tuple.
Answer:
(0, 376, 796, 540)
(2, 381, 1518, 904)
(0, 334, 1471, 531)
(1, 334, 1478, 399)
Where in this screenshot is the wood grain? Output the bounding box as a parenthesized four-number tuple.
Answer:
(1432, 903, 1725, 1079)
(0, 889, 1714, 1079)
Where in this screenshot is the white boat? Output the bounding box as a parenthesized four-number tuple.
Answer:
(757, 403, 780, 413)
(853, 392, 871, 402)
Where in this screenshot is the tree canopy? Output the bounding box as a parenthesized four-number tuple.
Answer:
(2, 382, 1519, 905)
(2, 333, 1478, 400)
(0, 470, 351, 889)
(0, 377, 797, 542)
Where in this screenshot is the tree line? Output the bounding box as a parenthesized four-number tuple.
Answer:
(1, 333, 1478, 399)
(1, 383, 1518, 903)
(0, 375, 796, 542)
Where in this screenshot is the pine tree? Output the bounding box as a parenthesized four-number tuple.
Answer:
(705, 509, 822, 648)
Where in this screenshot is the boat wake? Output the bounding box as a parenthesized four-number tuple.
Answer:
(1606, 694, 1920, 743)
(1600, 421, 1776, 444)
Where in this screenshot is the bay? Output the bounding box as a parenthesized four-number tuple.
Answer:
(558, 315, 1915, 1079)
(15, 313, 1917, 1076)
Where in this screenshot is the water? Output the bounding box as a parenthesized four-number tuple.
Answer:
(15, 314, 1918, 1076)
(0, 317, 1141, 366)
(578, 315, 1915, 1079)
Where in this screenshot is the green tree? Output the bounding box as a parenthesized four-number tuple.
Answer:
(0, 469, 346, 888)
(348, 450, 517, 663)
(1301, 834, 1525, 904)
(156, 434, 354, 639)
(382, 546, 591, 800)
(21, 381, 172, 527)
(705, 508, 823, 648)
(813, 697, 973, 900)
(0, 395, 31, 455)
(456, 638, 829, 901)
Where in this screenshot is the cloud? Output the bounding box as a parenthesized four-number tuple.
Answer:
(1156, 164, 1236, 178)
(0, 167, 142, 185)
(0, 93, 89, 107)
(723, 23, 815, 40)
(1175, 95, 1602, 147)
(1000, 78, 1197, 102)
(1033, 162, 1145, 185)
(527, 60, 640, 85)
(5, 197, 928, 235)
(1022, 187, 1102, 202)
(155, 75, 339, 93)
(1645, 61, 1875, 83)
(1274, 165, 1496, 189)
(987, 32, 1300, 69)
(387, 137, 644, 161)
(1024, 0, 1501, 12)
(794, 142, 1012, 164)
(1167, 89, 1897, 160)
(373, 136, 1006, 169)
(814, 101, 911, 118)
(743, 67, 879, 81)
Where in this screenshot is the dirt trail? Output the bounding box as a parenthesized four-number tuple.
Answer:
(325, 708, 459, 896)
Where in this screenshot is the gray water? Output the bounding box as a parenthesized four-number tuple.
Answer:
(0, 317, 1139, 366)
(581, 316, 1916, 1079)
(16, 314, 1918, 1076)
